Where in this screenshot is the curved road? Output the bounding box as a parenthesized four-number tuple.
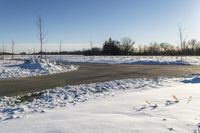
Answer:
(1, 63, 200, 96)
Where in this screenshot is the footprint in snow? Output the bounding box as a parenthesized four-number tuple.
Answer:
(165, 100, 179, 106)
(135, 106, 147, 112)
(135, 104, 158, 112)
(150, 104, 158, 110)
(168, 127, 175, 131)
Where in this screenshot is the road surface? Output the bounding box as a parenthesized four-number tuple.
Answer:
(0, 63, 200, 96)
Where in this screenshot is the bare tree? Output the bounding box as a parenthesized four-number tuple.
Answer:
(59, 40, 62, 53)
(121, 37, 135, 55)
(160, 43, 174, 53)
(36, 16, 47, 59)
(138, 45, 143, 54)
(187, 39, 200, 55)
(1, 43, 5, 60)
(149, 42, 160, 55)
(11, 40, 15, 60)
(178, 24, 185, 60)
(59, 40, 62, 60)
(90, 40, 93, 55)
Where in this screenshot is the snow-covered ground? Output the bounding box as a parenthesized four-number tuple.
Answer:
(1, 75, 200, 132)
(45, 55, 200, 65)
(0, 59, 78, 79)
(4, 55, 200, 65)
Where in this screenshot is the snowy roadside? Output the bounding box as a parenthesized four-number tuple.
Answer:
(0, 77, 170, 122)
(1, 75, 200, 132)
(0, 59, 78, 79)
(1, 78, 199, 133)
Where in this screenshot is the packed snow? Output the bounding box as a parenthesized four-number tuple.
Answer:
(1, 75, 200, 132)
(45, 55, 200, 65)
(0, 58, 78, 79)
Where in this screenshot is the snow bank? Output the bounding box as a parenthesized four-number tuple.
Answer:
(0, 76, 177, 122)
(1, 75, 200, 132)
(0, 59, 78, 79)
(44, 55, 200, 65)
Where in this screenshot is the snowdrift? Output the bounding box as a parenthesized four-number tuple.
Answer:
(0, 76, 175, 122)
(0, 58, 78, 79)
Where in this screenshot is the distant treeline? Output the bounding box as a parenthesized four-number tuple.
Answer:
(2, 37, 200, 56)
(82, 37, 200, 56)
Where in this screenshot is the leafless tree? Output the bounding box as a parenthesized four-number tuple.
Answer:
(59, 40, 62, 53)
(59, 40, 62, 60)
(160, 43, 174, 53)
(1, 43, 5, 60)
(149, 42, 160, 54)
(11, 40, 15, 60)
(187, 39, 200, 55)
(138, 45, 143, 54)
(36, 16, 47, 59)
(121, 37, 135, 54)
(178, 24, 186, 60)
(90, 40, 93, 55)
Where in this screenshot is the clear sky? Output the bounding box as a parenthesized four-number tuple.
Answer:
(0, 0, 200, 52)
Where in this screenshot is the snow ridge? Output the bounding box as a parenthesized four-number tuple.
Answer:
(0, 77, 172, 122)
(0, 59, 78, 79)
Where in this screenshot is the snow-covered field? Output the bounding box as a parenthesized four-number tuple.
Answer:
(45, 55, 200, 65)
(1, 75, 200, 133)
(0, 59, 78, 79)
(4, 55, 200, 65)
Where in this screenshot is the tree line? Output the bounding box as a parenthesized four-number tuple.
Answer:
(2, 37, 200, 56)
(81, 37, 200, 56)
(5, 37, 200, 56)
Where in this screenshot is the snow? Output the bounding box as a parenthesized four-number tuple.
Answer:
(0, 77, 169, 121)
(5, 55, 200, 65)
(45, 55, 200, 65)
(0, 58, 78, 79)
(1, 75, 200, 132)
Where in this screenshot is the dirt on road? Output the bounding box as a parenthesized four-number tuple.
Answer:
(1, 63, 200, 96)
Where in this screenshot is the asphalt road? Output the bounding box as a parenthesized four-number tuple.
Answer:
(1, 63, 200, 96)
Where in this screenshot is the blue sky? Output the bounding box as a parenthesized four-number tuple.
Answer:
(0, 0, 200, 52)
